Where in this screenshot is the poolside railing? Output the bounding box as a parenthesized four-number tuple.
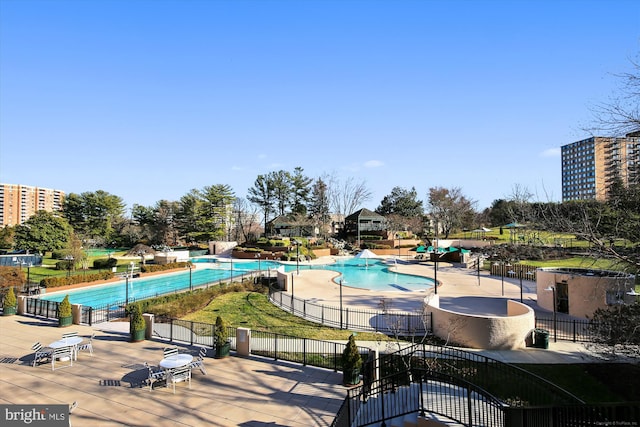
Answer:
(268, 286, 430, 337)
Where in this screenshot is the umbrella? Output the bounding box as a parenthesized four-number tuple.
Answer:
(409, 245, 427, 253)
(504, 222, 525, 228)
(354, 249, 378, 267)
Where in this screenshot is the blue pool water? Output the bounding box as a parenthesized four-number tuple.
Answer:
(40, 257, 434, 307)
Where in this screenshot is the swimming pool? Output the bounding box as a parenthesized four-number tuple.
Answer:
(39, 257, 434, 307)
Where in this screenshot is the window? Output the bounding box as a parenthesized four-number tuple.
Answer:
(605, 290, 625, 305)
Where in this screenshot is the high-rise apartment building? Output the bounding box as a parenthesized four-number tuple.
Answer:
(561, 132, 639, 202)
(0, 184, 65, 227)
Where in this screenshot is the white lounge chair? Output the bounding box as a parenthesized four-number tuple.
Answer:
(51, 346, 73, 371)
(69, 401, 78, 427)
(77, 333, 94, 356)
(189, 347, 207, 375)
(62, 332, 78, 339)
(167, 366, 191, 394)
(144, 362, 167, 391)
(31, 342, 52, 367)
(163, 347, 178, 358)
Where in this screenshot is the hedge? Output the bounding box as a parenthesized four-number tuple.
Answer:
(41, 271, 115, 288)
(93, 258, 119, 269)
(140, 261, 191, 273)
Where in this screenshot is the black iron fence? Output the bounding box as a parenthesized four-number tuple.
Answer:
(378, 343, 583, 407)
(535, 315, 595, 343)
(333, 343, 640, 427)
(24, 297, 130, 325)
(336, 369, 507, 427)
(268, 288, 430, 336)
(25, 298, 60, 319)
(490, 262, 538, 280)
(152, 318, 371, 372)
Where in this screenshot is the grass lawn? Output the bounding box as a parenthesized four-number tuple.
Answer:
(180, 291, 393, 342)
(521, 257, 621, 270)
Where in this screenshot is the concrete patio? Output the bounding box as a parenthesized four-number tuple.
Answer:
(0, 315, 345, 426)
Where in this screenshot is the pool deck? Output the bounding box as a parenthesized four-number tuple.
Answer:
(289, 256, 539, 315)
(1, 256, 602, 426)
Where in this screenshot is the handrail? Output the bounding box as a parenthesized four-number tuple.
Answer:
(377, 343, 584, 406)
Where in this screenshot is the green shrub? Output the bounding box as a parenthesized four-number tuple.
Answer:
(51, 250, 66, 260)
(3, 286, 17, 308)
(93, 258, 118, 269)
(58, 295, 72, 318)
(40, 271, 114, 288)
(140, 261, 190, 273)
(214, 315, 229, 345)
(341, 334, 362, 373)
(127, 302, 146, 333)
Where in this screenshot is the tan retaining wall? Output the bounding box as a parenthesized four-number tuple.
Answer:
(425, 295, 535, 350)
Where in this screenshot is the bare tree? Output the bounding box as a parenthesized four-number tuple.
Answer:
(507, 184, 535, 224)
(427, 187, 476, 238)
(535, 199, 640, 271)
(587, 57, 640, 136)
(232, 198, 262, 244)
(325, 173, 372, 218)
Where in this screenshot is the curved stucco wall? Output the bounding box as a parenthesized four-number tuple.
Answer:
(424, 295, 535, 350)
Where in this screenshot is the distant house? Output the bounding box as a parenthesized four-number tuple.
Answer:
(344, 208, 387, 241)
(266, 215, 314, 237)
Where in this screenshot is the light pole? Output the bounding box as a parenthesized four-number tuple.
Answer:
(518, 270, 523, 303)
(433, 219, 439, 295)
(507, 266, 523, 302)
(339, 278, 343, 329)
(290, 274, 295, 313)
(125, 274, 130, 306)
(295, 240, 300, 275)
(64, 255, 74, 278)
(498, 262, 505, 296)
(188, 263, 193, 292)
(19, 260, 27, 289)
(544, 286, 557, 342)
(395, 233, 401, 259)
(26, 262, 32, 291)
(255, 253, 261, 274)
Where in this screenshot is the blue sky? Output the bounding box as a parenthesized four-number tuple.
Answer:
(1, 0, 638, 213)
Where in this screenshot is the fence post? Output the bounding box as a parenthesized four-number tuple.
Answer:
(572, 319, 576, 342)
(170, 318, 174, 342)
(346, 308, 349, 329)
(190, 320, 194, 345)
(274, 334, 278, 361)
(303, 338, 307, 366)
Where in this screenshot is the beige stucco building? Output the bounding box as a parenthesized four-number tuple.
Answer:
(536, 267, 636, 319)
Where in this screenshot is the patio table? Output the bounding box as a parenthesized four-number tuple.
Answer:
(159, 354, 193, 369)
(49, 336, 83, 361)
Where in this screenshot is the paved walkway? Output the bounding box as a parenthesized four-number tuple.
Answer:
(0, 257, 602, 426)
